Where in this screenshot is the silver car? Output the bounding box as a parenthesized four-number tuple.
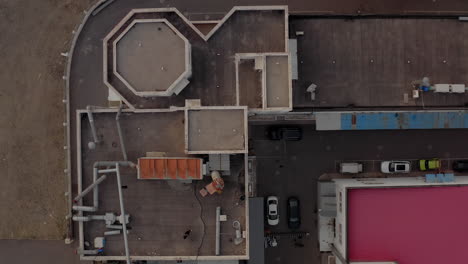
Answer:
(381, 161, 411, 173)
(267, 196, 279, 226)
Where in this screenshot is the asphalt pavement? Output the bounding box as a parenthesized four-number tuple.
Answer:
(0, 240, 89, 264)
(250, 125, 468, 264)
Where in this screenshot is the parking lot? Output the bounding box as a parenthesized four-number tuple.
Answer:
(332, 158, 461, 176)
(250, 124, 468, 264)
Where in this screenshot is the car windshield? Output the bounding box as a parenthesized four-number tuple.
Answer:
(270, 214, 278, 220)
(389, 163, 395, 172)
(290, 217, 298, 222)
(396, 164, 406, 171)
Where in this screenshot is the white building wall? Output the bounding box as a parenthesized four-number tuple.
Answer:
(334, 182, 347, 259)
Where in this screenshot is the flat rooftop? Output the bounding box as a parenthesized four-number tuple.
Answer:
(236, 54, 292, 111)
(292, 18, 468, 108)
(347, 186, 468, 263)
(104, 8, 287, 108)
(238, 58, 263, 109)
(115, 20, 187, 93)
(186, 108, 247, 153)
(265, 55, 290, 108)
(78, 110, 247, 257)
(81, 111, 187, 157)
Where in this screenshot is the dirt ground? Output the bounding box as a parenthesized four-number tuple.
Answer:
(0, 0, 94, 239)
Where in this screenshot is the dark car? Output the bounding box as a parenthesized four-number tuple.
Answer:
(453, 160, 468, 172)
(267, 127, 302, 141)
(287, 197, 301, 229)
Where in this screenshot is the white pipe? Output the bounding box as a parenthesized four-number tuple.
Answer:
(81, 161, 134, 212)
(73, 175, 107, 202)
(233, 221, 243, 245)
(104, 230, 121, 236)
(72, 206, 97, 212)
(106, 224, 124, 229)
(93, 161, 135, 168)
(86, 106, 99, 144)
(115, 106, 128, 161)
(98, 168, 117, 173)
(216, 206, 221, 256)
(73, 216, 90, 222)
(74, 161, 135, 259)
(89, 215, 106, 221)
(72, 214, 109, 222)
(93, 167, 99, 210)
(115, 164, 131, 264)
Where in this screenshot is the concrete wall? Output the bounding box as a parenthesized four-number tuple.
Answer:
(333, 183, 347, 260)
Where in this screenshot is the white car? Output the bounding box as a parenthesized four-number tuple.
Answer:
(381, 161, 411, 173)
(267, 196, 279, 226)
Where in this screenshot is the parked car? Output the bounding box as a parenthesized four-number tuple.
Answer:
(267, 196, 279, 226)
(419, 159, 440, 171)
(381, 161, 411, 173)
(340, 162, 363, 174)
(267, 127, 302, 141)
(287, 197, 301, 229)
(453, 160, 468, 172)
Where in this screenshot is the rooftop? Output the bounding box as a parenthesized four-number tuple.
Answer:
(347, 185, 468, 263)
(292, 17, 468, 108)
(114, 19, 191, 96)
(103, 7, 288, 108)
(71, 5, 292, 262)
(77, 109, 248, 259)
(235, 53, 292, 111)
(186, 108, 247, 154)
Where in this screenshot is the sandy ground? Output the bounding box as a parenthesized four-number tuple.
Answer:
(0, 0, 94, 239)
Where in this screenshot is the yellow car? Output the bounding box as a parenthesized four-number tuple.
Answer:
(419, 159, 440, 171)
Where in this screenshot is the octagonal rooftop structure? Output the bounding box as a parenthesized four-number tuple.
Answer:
(112, 19, 191, 97)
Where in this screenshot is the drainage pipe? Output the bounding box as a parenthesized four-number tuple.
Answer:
(89, 215, 106, 221)
(115, 106, 128, 161)
(216, 206, 221, 256)
(98, 168, 117, 174)
(86, 106, 99, 144)
(73, 175, 107, 203)
(72, 206, 97, 212)
(74, 162, 135, 213)
(93, 161, 135, 168)
(115, 164, 131, 264)
(104, 230, 121, 236)
(106, 224, 124, 229)
(72, 215, 108, 222)
(91, 161, 135, 210)
(73, 216, 91, 222)
(93, 167, 99, 210)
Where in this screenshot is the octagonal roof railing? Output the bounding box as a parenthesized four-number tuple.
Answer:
(107, 18, 191, 98)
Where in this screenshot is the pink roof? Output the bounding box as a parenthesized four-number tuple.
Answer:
(348, 186, 468, 264)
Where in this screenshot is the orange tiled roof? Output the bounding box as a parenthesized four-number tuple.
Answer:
(138, 158, 202, 180)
